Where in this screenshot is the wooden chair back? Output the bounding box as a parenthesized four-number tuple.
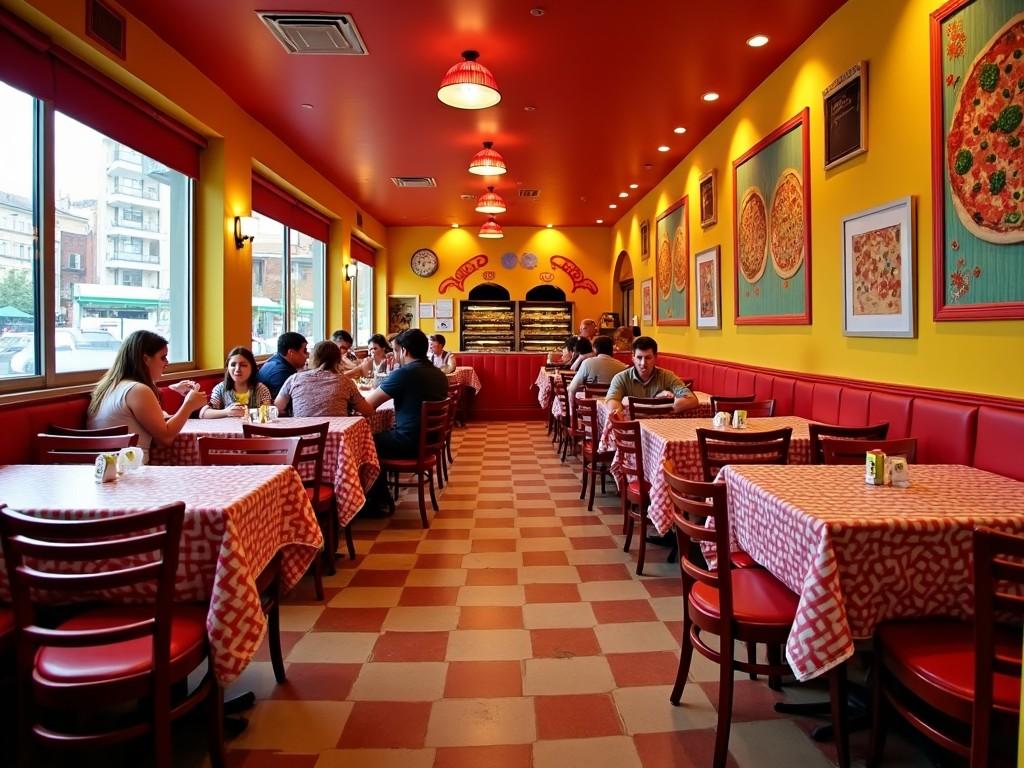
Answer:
(808, 422, 890, 464)
(576, 397, 601, 448)
(196, 436, 299, 466)
(609, 418, 649, 502)
(47, 424, 131, 437)
(695, 427, 792, 482)
(446, 382, 462, 432)
(243, 422, 329, 495)
(35, 432, 139, 464)
(583, 383, 609, 398)
(711, 399, 776, 417)
(627, 396, 674, 419)
(710, 394, 755, 412)
(820, 437, 917, 465)
(418, 398, 451, 459)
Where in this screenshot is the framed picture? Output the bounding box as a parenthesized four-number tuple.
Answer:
(930, 0, 1024, 320)
(732, 108, 811, 325)
(639, 219, 651, 261)
(640, 278, 654, 325)
(387, 295, 419, 334)
(434, 317, 454, 332)
(842, 197, 916, 337)
(699, 170, 717, 228)
(823, 61, 868, 170)
(694, 246, 722, 330)
(654, 196, 689, 325)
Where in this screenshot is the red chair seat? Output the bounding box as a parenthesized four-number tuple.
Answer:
(36, 605, 208, 684)
(878, 621, 1021, 713)
(729, 550, 759, 569)
(381, 455, 437, 470)
(690, 568, 798, 626)
(306, 485, 335, 507)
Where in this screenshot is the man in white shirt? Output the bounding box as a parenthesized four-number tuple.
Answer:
(568, 335, 627, 397)
(427, 333, 456, 374)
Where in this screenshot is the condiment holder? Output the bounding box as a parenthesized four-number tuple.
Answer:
(865, 450, 911, 487)
(116, 446, 144, 474)
(731, 409, 748, 429)
(712, 411, 730, 428)
(94, 452, 118, 483)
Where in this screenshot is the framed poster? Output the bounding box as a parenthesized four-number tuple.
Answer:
(640, 278, 654, 325)
(842, 197, 916, 337)
(732, 108, 811, 325)
(387, 295, 419, 334)
(639, 219, 651, 261)
(931, 0, 1024, 320)
(694, 246, 722, 330)
(435, 298, 454, 318)
(434, 318, 454, 332)
(699, 170, 717, 227)
(654, 196, 689, 325)
(823, 61, 868, 170)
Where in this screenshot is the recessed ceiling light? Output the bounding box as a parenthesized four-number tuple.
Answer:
(746, 34, 769, 47)
(300, 103, 314, 110)
(524, 105, 537, 111)
(596, 219, 604, 224)
(702, 91, 720, 102)
(530, 7, 545, 16)
(673, 126, 686, 134)
(546, 223, 553, 228)
(609, 204, 617, 209)
(657, 145, 670, 152)
(628, 183, 638, 189)
(618, 192, 629, 198)
(451, 223, 459, 228)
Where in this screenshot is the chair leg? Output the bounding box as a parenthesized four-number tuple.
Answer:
(417, 473, 429, 528)
(713, 632, 736, 768)
(343, 524, 356, 560)
(829, 663, 851, 768)
(428, 470, 439, 511)
(579, 458, 589, 500)
(621, 493, 629, 535)
(635, 510, 647, 576)
(436, 456, 445, 490)
(312, 548, 324, 602)
(446, 434, 454, 465)
(867, 646, 887, 768)
(766, 644, 783, 691)
(670, 615, 695, 704)
(207, 676, 226, 768)
(267, 586, 286, 684)
(153, 685, 172, 768)
(622, 506, 634, 554)
(746, 642, 758, 680)
(587, 461, 598, 511)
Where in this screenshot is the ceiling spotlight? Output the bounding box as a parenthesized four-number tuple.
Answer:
(438, 50, 501, 110)
(478, 216, 504, 238)
(673, 126, 686, 134)
(300, 103, 314, 110)
(702, 91, 720, 102)
(746, 34, 769, 47)
(475, 186, 507, 214)
(618, 192, 629, 198)
(629, 183, 638, 189)
(596, 219, 604, 224)
(468, 141, 508, 175)
(530, 7, 545, 16)
(451, 223, 460, 228)
(657, 145, 670, 152)
(609, 204, 617, 209)
(524, 105, 537, 111)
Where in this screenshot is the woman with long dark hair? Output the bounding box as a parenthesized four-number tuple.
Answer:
(200, 346, 273, 418)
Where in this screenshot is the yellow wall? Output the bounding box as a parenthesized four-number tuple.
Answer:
(385, 227, 613, 340)
(611, 0, 1023, 400)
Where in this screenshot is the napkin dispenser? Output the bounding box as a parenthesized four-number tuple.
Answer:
(94, 452, 118, 483)
(889, 455, 911, 488)
(865, 449, 889, 485)
(731, 409, 748, 429)
(116, 446, 143, 474)
(712, 411, 730, 428)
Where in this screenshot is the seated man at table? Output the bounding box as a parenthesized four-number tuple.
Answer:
(568, 335, 627, 398)
(605, 335, 698, 416)
(578, 317, 598, 341)
(258, 331, 309, 402)
(427, 333, 457, 374)
(331, 329, 361, 372)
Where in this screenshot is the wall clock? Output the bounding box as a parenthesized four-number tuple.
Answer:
(410, 248, 439, 277)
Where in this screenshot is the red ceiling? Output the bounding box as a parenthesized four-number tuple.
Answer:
(117, 0, 847, 227)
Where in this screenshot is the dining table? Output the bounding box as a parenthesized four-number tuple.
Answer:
(448, 365, 482, 393)
(719, 463, 1024, 681)
(0, 463, 322, 684)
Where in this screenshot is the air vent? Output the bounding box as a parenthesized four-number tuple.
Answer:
(518, 189, 541, 198)
(258, 12, 368, 55)
(391, 177, 437, 188)
(86, 0, 126, 58)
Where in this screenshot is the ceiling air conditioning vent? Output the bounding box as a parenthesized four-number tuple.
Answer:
(391, 177, 437, 188)
(258, 12, 368, 55)
(518, 189, 540, 198)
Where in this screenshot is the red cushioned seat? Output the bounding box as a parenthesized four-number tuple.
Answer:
(382, 455, 437, 470)
(36, 605, 208, 684)
(729, 550, 758, 569)
(690, 568, 798, 625)
(306, 485, 335, 506)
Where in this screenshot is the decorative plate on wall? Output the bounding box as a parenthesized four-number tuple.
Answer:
(410, 248, 439, 277)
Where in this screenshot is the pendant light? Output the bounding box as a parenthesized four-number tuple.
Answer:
(468, 141, 507, 176)
(478, 217, 504, 239)
(437, 50, 501, 110)
(475, 186, 507, 215)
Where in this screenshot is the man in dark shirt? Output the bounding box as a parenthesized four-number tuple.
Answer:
(257, 331, 309, 404)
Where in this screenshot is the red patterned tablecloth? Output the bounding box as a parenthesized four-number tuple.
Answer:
(0, 464, 321, 684)
(535, 368, 556, 409)
(149, 416, 382, 526)
(449, 365, 482, 393)
(720, 464, 1024, 681)
(620, 416, 813, 535)
(595, 392, 714, 451)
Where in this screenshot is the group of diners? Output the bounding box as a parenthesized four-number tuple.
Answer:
(546, 317, 636, 373)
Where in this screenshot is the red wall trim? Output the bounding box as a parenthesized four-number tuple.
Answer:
(252, 175, 331, 243)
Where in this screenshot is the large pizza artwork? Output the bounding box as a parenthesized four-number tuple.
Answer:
(737, 187, 768, 283)
(671, 224, 688, 293)
(657, 237, 672, 298)
(946, 12, 1024, 244)
(769, 168, 806, 279)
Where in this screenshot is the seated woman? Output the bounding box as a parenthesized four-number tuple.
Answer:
(547, 335, 579, 367)
(427, 333, 456, 374)
(87, 329, 207, 458)
(612, 325, 634, 352)
(345, 333, 394, 380)
(200, 346, 272, 418)
(276, 340, 375, 418)
(569, 337, 595, 371)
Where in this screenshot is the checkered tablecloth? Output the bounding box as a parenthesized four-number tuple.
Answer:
(596, 392, 714, 452)
(0, 464, 322, 684)
(149, 416, 382, 526)
(720, 463, 1024, 681)
(449, 366, 482, 393)
(535, 368, 556, 409)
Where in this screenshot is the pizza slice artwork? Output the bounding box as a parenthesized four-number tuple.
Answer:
(737, 187, 768, 284)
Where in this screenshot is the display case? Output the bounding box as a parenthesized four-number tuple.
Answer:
(459, 300, 516, 352)
(517, 301, 573, 354)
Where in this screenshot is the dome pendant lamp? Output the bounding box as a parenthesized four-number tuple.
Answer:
(468, 141, 507, 176)
(475, 186, 507, 215)
(437, 50, 501, 110)
(478, 217, 504, 239)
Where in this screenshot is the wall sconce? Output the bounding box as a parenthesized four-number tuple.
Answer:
(344, 262, 358, 282)
(234, 216, 257, 249)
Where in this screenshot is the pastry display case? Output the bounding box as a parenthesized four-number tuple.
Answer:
(517, 301, 573, 354)
(459, 300, 516, 352)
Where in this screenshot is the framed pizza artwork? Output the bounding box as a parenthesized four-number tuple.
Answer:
(931, 0, 1024, 320)
(732, 108, 811, 325)
(694, 246, 722, 330)
(655, 195, 689, 326)
(640, 278, 654, 325)
(841, 197, 916, 338)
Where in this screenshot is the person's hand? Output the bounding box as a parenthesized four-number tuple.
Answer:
(655, 390, 673, 398)
(226, 402, 246, 416)
(621, 396, 630, 407)
(170, 379, 200, 396)
(183, 388, 207, 410)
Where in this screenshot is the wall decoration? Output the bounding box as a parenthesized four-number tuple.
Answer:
(500, 252, 518, 269)
(931, 1, 1024, 319)
(420, 303, 435, 319)
(694, 246, 722, 330)
(387, 295, 419, 334)
(699, 170, 717, 228)
(435, 299, 454, 318)
(640, 219, 651, 260)
(410, 247, 439, 277)
(482, 270, 496, 280)
(439, 254, 488, 293)
(521, 252, 538, 269)
(640, 278, 654, 325)
(732, 108, 811, 325)
(550, 255, 599, 293)
(435, 318, 454, 332)
(655, 195, 689, 325)
(823, 61, 868, 170)
(539, 271, 555, 282)
(842, 196, 916, 337)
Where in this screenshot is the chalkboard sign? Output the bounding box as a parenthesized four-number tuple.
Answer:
(823, 61, 867, 170)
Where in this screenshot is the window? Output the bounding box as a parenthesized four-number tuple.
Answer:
(354, 261, 373, 345)
(119, 269, 143, 287)
(68, 252, 81, 270)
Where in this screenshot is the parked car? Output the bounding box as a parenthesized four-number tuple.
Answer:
(0, 332, 32, 375)
(9, 329, 122, 374)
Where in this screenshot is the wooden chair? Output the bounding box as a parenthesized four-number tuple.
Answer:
(709, 394, 755, 412)
(379, 399, 450, 528)
(627, 396, 674, 419)
(244, 422, 340, 594)
(576, 397, 614, 511)
(821, 436, 917, 465)
(555, 377, 582, 462)
(47, 423, 131, 436)
(35, 432, 139, 464)
(711, 398, 776, 417)
(696, 427, 792, 482)
(869, 527, 1024, 767)
(583, 383, 609, 398)
(440, 382, 462, 484)
(196, 435, 299, 683)
(808, 422, 890, 464)
(609, 418, 653, 575)
(0, 502, 224, 768)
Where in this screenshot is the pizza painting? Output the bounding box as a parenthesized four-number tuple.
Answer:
(655, 196, 689, 325)
(671, 224, 688, 292)
(699, 260, 715, 318)
(769, 169, 806, 279)
(738, 188, 768, 283)
(852, 224, 902, 316)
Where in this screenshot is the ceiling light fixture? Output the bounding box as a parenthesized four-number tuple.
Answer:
(673, 126, 686, 134)
(596, 219, 604, 224)
(233, 216, 257, 249)
(657, 145, 670, 152)
(746, 34, 769, 47)
(702, 91, 720, 102)
(475, 186, 507, 214)
(478, 216, 504, 238)
(437, 50, 501, 110)
(468, 141, 508, 176)
(629, 183, 638, 189)
(609, 204, 617, 209)
(618, 192, 629, 198)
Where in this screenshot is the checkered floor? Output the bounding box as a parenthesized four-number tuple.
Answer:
(214, 421, 934, 768)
